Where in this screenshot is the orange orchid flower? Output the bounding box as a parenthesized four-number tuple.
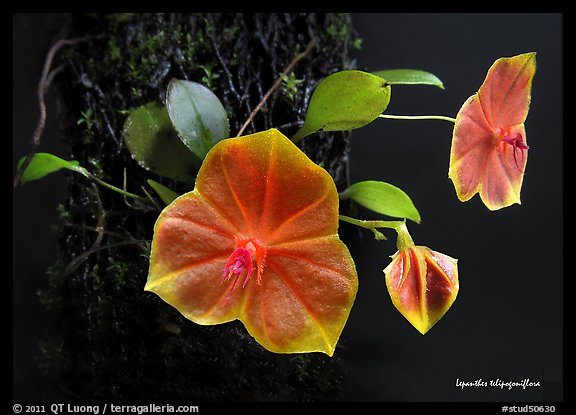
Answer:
(449, 52, 536, 210)
(145, 129, 358, 356)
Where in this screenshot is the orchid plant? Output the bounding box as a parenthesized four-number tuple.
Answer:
(17, 52, 536, 356)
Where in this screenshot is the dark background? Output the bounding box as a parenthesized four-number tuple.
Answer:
(13, 13, 562, 402)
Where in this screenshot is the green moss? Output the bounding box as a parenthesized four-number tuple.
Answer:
(87, 157, 105, 178)
(199, 63, 220, 89)
(327, 13, 351, 42)
(127, 58, 144, 83)
(106, 256, 130, 290)
(56, 203, 70, 221)
(183, 33, 195, 63)
(223, 22, 240, 41)
(327, 13, 362, 50)
(77, 108, 96, 130)
(76, 107, 103, 145)
(130, 86, 143, 99)
(352, 37, 363, 50)
(281, 72, 304, 102)
(88, 264, 101, 285)
(107, 38, 121, 62)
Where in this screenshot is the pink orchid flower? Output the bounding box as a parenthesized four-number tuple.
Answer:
(449, 52, 536, 210)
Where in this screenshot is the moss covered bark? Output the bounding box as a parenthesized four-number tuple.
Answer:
(39, 13, 359, 400)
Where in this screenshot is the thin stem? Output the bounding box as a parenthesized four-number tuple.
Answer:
(62, 223, 130, 240)
(394, 221, 415, 250)
(64, 239, 150, 276)
(140, 185, 163, 211)
(87, 173, 147, 202)
(13, 36, 93, 189)
(89, 183, 106, 250)
(378, 114, 456, 123)
(236, 40, 315, 137)
(339, 215, 404, 241)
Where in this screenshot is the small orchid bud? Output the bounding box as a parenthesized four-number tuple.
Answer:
(384, 224, 459, 334)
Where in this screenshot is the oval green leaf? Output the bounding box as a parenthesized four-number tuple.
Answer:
(340, 180, 421, 223)
(292, 70, 391, 142)
(123, 102, 199, 184)
(147, 179, 180, 206)
(373, 69, 444, 89)
(166, 79, 230, 160)
(18, 153, 88, 184)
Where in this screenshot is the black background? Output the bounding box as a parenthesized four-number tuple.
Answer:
(13, 13, 562, 402)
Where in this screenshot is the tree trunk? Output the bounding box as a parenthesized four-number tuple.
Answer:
(39, 13, 359, 401)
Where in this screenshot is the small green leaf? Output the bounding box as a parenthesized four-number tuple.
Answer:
(373, 69, 444, 89)
(123, 102, 199, 184)
(166, 79, 230, 160)
(340, 180, 421, 223)
(147, 179, 179, 206)
(293, 70, 391, 142)
(18, 153, 88, 184)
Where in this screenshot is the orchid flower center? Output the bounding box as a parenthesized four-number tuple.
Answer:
(497, 128, 529, 172)
(221, 240, 267, 303)
(221, 247, 253, 289)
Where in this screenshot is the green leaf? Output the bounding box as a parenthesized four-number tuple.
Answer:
(292, 70, 391, 142)
(147, 179, 180, 205)
(340, 180, 421, 223)
(373, 69, 444, 89)
(18, 153, 88, 184)
(166, 79, 230, 160)
(123, 102, 199, 184)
